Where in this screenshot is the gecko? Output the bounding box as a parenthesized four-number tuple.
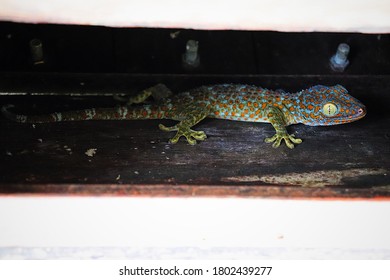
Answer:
(1, 84, 366, 149)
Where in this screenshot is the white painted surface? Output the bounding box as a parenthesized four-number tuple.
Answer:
(0, 197, 389, 259)
(0, 0, 389, 33)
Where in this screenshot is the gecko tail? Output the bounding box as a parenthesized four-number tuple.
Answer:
(1, 104, 28, 123)
(1, 104, 60, 123)
(1, 104, 167, 123)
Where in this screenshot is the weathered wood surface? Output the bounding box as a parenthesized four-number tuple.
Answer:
(0, 74, 389, 198)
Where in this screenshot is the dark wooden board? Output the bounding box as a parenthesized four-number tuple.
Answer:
(0, 73, 389, 198)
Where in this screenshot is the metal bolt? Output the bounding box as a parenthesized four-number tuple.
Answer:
(330, 43, 350, 72)
(29, 38, 44, 65)
(182, 40, 200, 68)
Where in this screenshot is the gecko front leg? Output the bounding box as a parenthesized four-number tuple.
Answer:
(264, 107, 302, 149)
(159, 106, 209, 145)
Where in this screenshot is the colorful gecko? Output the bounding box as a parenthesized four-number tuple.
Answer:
(1, 84, 366, 149)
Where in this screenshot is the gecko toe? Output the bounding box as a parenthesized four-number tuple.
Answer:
(264, 135, 278, 143)
(191, 130, 207, 141)
(288, 134, 303, 144)
(159, 123, 178, 132)
(265, 133, 301, 149)
(185, 136, 197, 145)
(284, 138, 295, 149)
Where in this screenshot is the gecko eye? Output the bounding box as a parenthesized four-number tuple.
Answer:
(322, 103, 338, 117)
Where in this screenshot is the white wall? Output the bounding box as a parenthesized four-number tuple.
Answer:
(0, 0, 390, 33)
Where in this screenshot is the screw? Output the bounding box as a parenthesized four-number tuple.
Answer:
(330, 43, 350, 72)
(29, 38, 44, 65)
(182, 40, 200, 68)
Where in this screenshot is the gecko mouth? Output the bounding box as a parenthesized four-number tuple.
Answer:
(350, 106, 366, 121)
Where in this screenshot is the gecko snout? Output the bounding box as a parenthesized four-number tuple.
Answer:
(356, 106, 367, 119)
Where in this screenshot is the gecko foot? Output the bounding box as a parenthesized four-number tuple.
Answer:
(264, 133, 302, 149)
(159, 123, 207, 145)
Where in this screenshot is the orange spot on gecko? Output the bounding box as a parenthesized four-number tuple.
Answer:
(214, 111, 220, 116)
(247, 101, 252, 107)
(239, 104, 244, 110)
(289, 107, 295, 111)
(261, 103, 267, 109)
(249, 113, 255, 118)
(253, 102, 259, 107)
(307, 105, 314, 110)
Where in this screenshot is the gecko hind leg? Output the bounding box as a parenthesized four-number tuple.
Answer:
(127, 84, 173, 105)
(158, 108, 209, 145)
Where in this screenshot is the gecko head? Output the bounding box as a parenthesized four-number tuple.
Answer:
(299, 85, 366, 126)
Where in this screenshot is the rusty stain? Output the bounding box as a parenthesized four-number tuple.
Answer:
(1, 183, 390, 200)
(222, 168, 388, 187)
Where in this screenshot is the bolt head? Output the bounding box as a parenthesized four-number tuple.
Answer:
(330, 55, 349, 72)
